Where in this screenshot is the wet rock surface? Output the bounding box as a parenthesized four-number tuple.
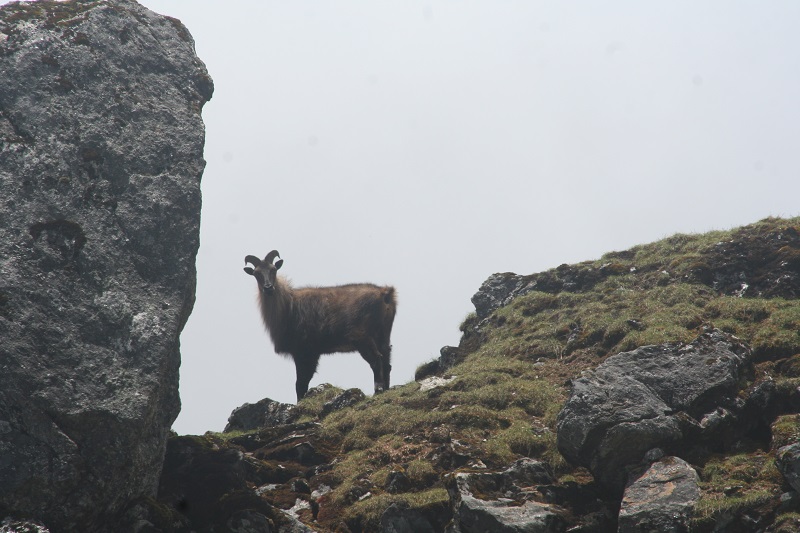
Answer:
(0, 0, 212, 529)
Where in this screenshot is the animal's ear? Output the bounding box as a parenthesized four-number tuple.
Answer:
(275, 259, 284, 270)
(244, 267, 254, 275)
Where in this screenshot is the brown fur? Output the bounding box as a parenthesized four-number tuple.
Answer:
(245, 251, 396, 401)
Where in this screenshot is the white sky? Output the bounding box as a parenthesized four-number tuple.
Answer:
(14, 1, 800, 434)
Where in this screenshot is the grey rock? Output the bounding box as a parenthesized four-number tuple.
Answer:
(418, 375, 458, 392)
(557, 330, 751, 492)
(505, 458, 556, 486)
(776, 442, 800, 493)
(618, 457, 700, 533)
(0, 0, 212, 529)
(225, 397, 297, 432)
(470, 263, 609, 320)
(276, 512, 317, 533)
(439, 345, 464, 370)
(472, 273, 535, 319)
(446, 468, 565, 533)
(320, 388, 365, 417)
(0, 519, 50, 533)
(380, 502, 437, 533)
(227, 510, 274, 533)
(779, 490, 800, 513)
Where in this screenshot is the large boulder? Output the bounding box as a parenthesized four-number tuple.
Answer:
(556, 329, 752, 492)
(0, 0, 212, 530)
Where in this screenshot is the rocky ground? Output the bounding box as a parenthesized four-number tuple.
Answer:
(2, 2, 800, 532)
(141, 217, 800, 532)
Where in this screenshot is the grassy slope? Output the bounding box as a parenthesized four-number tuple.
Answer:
(216, 217, 800, 531)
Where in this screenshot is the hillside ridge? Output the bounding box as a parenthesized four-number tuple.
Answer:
(148, 216, 800, 532)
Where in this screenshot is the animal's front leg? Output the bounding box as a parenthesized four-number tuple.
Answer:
(382, 360, 392, 391)
(294, 354, 320, 401)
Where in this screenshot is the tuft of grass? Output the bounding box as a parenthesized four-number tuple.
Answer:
(693, 488, 775, 524)
(406, 459, 438, 487)
(482, 419, 564, 472)
(292, 385, 346, 421)
(771, 415, 800, 450)
(773, 513, 800, 533)
(693, 452, 783, 525)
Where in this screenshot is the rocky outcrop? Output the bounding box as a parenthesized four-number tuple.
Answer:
(0, 0, 212, 530)
(470, 222, 800, 323)
(556, 329, 754, 493)
(155, 218, 800, 531)
(157, 428, 331, 531)
(470, 261, 640, 321)
(618, 456, 700, 533)
(225, 398, 298, 433)
(224, 387, 366, 433)
(445, 459, 567, 533)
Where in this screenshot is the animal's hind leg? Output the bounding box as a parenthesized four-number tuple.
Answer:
(358, 340, 388, 394)
(294, 355, 320, 402)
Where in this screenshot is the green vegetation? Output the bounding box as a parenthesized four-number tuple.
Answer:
(201, 217, 800, 530)
(292, 385, 346, 421)
(693, 452, 783, 527)
(313, 217, 800, 529)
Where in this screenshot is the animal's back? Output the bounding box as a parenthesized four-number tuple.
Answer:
(290, 283, 396, 352)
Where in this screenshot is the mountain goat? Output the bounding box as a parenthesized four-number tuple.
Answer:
(244, 250, 397, 401)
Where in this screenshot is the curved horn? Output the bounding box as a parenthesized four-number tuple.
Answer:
(244, 255, 262, 267)
(264, 250, 281, 265)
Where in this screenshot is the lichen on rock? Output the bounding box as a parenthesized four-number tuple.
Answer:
(0, 0, 212, 529)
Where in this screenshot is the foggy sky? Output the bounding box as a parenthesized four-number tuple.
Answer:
(24, 1, 800, 434)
